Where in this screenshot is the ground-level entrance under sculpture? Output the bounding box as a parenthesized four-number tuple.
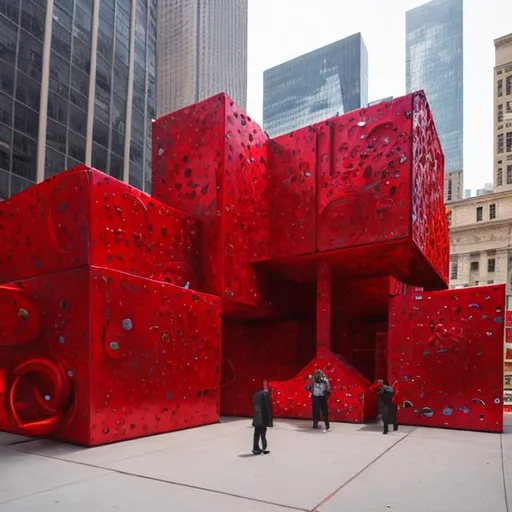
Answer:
(0, 91, 505, 446)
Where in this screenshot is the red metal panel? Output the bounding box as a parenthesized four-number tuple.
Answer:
(153, 94, 270, 309)
(388, 285, 505, 432)
(316, 261, 331, 353)
(152, 96, 225, 293)
(267, 126, 317, 258)
(317, 96, 413, 252)
(0, 167, 201, 289)
(0, 268, 221, 446)
(374, 333, 388, 381)
(270, 352, 377, 423)
(221, 321, 310, 416)
(411, 92, 449, 285)
(0, 167, 90, 285)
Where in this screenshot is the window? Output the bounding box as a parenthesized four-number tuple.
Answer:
(488, 280, 494, 285)
(17, 32, 43, 81)
(69, 105, 87, 137)
(447, 178, 452, 201)
(476, 206, 483, 222)
(507, 76, 512, 96)
(68, 132, 86, 162)
(49, 51, 70, 87)
(447, 212, 452, 227)
(14, 101, 39, 140)
(21, 0, 45, 40)
(110, 153, 123, 180)
(0, 92, 13, 125)
(471, 261, 479, 271)
(46, 119, 67, 154)
(92, 143, 108, 173)
(507, 101, 512, 114)
(47, 92, 68, 125)
(0, 18, 17, 67)
(15, 72, 40, 111)
(507, 132, 512, 153)
(44, 146, 66, 178)
(12, 131, 37, 181)
(498, 79, 503, 97)
(498, 167, 503, 186)
(489, 203, 496, 220)
(51, 21, 71, 60)
(498, 133, 504, 154)
(488, 258, 496, 273)
(499, 104, 504, 122)
(507, 165, 512, 184)
(450, 262, 458, 280)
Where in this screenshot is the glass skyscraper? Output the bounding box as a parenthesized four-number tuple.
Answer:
(406, 0, 463, 174)
(156, 0, 248, 117)
(0, 0, 156, 200)
(263, 33, 368, 138)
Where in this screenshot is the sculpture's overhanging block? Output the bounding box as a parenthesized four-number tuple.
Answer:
(261, 92, 448, 290)
(0, 267, 221, 446)
(0, 166, 201, 289)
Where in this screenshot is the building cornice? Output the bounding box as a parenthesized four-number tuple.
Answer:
(448, 189, 512, 207)
(495, 33, 512, 49)
(450, 218, 512, 233)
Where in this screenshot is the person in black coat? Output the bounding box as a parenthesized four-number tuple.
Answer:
(252, 379, 273, 454)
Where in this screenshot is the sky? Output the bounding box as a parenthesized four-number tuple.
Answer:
(247, 0, 512, 194)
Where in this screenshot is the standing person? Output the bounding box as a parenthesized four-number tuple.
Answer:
(370, 379, 399, 434)
(306, 370, 331, 432)
(252, 379, 273, 455)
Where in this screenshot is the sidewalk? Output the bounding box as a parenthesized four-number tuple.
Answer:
(1, 416, 511, 511)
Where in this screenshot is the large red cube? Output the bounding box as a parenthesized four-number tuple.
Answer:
(152, 94, 270, 310)
(388, 285, 505, 433)
(316, 92, 447, 287)
(0, 267, 221, 446)
(0, 166, 200, 289)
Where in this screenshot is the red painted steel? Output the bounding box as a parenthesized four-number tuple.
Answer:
(152, 94, 270, 309)
(0, 89, 505, 443)
(0, 268, 221, 446)
(0, 166, 200, 288)
(388, 285, 505, 432)
(267, 126, 317, 258)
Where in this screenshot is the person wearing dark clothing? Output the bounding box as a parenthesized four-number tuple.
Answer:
(306, 370, 331, 432)
(370, 379, 399, 434)
(252, 380, 273, 454)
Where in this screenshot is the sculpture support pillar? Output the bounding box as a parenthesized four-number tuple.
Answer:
(316, 261, 331, 355)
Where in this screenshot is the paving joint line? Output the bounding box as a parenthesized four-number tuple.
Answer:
(309, 428, 417, 512)
(501, 433, 510, 512)
(5, 447, 308, 512)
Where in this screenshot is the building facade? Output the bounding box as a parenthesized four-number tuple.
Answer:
(449, 191, 512, 304)
(493, 33, 512, 192)
(448, 189, 512, 404)
(0, 0, 156, 200)
(406, 0, 463, 202)
(156, 0, 247, 117)
(263, 33, 368, 138)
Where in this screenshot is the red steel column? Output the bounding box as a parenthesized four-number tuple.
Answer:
(316, 261, 331, 355)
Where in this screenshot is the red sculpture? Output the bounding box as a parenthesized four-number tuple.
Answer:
(0, 91, 505, 445)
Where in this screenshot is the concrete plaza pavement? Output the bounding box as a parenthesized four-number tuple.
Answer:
(0, 416, 511, 511)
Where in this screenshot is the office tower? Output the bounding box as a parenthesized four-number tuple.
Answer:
(156, 0, 248, 117)
(0, 0, 156, 200)
(263, 33, 368, 138)
(494, 33, 512, 191)
(406, 0, 463, 202)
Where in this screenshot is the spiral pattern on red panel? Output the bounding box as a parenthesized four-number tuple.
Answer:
(6, 358, 75, 436)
